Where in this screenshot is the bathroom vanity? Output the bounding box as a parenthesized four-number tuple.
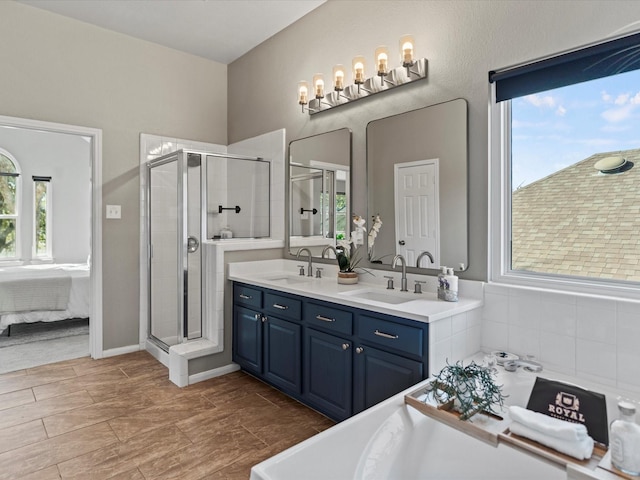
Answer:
(228, 259, 482, 421)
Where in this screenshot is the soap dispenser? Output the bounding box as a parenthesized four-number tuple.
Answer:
(437, 267, 447, 300)
(220, 226, 233, 239)
(610, 400, 640, 476)
(443, 267, 459, 302)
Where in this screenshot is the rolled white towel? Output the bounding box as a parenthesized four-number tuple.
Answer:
(509, 421, 594, 460)
(509, 405, 589, 442)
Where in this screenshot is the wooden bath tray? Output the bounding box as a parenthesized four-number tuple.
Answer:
(404, 383, 626, 479)
(404, 383, 511, 447)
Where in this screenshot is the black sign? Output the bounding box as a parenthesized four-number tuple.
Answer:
(526, 377, 608, 445)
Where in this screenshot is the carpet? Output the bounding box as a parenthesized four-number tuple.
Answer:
(0, 334, 89, 374)
(0, 317, 89, 348)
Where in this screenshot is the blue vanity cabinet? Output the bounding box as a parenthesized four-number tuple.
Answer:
(232, 284, 264, 375)
(353, 312, 427, 413)
(353, 343, 423, 413)
(232, 284, 303, 396)
(263, 315, 302, 395)
(233, 305, 263, 375)
(303, 302, 354, 420)
(232, 282, 429, 422)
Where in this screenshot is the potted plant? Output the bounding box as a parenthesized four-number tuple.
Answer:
(431, 360, 507, 420)
(335, 214, 381, 284)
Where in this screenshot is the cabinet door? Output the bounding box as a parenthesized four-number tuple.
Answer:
(233, 305, 263, 375)
(354, 344, 423, 413)
(263, 316, 302, 395)
(304, 328, 353, 421)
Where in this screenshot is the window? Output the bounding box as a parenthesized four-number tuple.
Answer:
(490, 32, 640, 295)
(33, 176, 52, 258)
(0, 150, 20, 260)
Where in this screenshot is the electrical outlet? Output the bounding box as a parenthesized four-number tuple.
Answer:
(106, 205, 121, 219)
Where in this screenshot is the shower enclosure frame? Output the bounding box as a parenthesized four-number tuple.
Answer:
(146, 149, 264, 353)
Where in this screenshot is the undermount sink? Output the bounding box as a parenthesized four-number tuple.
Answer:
(339, 288, 417, 305)
(262, 274, 313, 285)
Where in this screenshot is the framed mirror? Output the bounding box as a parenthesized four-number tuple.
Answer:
(366, 98, 468, 271)
(288, 128, 351, 258)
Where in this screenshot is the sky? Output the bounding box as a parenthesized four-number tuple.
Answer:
(511, 69, 640, 188)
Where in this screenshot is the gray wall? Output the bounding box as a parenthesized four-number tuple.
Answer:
(228, 0, 640, 282)
(0, 1, 228, 350)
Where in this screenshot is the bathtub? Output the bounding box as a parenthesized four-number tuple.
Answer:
(251, 393, 564, 480)
(250, 358, 622, 480)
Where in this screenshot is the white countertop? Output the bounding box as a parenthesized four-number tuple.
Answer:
(227, 259, 483, 324)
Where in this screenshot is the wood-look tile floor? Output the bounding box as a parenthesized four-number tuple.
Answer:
(0, 351, 335, 479)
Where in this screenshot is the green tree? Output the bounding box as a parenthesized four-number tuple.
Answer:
(0, 154, 17, 257)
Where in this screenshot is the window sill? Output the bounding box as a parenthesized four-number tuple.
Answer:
(30, 257, 54, 264)
(491, 271, 640, 303)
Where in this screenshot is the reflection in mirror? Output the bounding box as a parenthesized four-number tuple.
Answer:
(367, 99, 468, 271)
(288, 128, 351, 258)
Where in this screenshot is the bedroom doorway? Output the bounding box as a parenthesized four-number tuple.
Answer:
(0, 115, 102, 371)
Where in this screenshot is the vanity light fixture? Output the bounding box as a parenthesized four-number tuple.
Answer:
(352, 55, 370, 94)
(298, 80, 318, 113)
(375, 46, 390, 85)
(333, 64, 345, 92)
(313, 74, 325, 99)
(297, 35, 428, 115)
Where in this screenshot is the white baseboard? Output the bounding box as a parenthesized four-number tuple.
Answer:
(145, 340, 170, 368)
(189, 363, 240, 384)
(101, 344, 141, 358)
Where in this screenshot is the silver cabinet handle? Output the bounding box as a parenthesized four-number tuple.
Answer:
(316, 315, 335, 323)
(262, 315, 267, 323)
(273, 304, 289, 310)
(254, 313, 261, 321)
(239, 294, 252, 300)
(356, 347, 364, 354)
(374, 329, 399, 340)
(342, 343, 350, 350)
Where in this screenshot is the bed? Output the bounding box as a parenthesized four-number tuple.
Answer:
(0, 263, 91, 335)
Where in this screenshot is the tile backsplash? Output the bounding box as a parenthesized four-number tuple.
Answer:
(481, 283, 640, 393)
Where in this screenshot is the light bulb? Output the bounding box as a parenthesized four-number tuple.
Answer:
(375, 46, 389, 76)
(333, 65, 345, 91)
(399, 34, 415, 66)
(352, 56, 366, 84)
(312, 74, 325, 99)
(298, 81, 309, 105)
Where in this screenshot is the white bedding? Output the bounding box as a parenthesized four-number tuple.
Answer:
(0, 263, 91, 334)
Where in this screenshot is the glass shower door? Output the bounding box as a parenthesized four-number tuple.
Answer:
(148, 151, 202, 351)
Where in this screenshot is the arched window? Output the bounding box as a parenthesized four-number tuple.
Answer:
(0, 149, 20, 259)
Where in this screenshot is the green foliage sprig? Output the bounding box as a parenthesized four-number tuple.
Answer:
(432, 360, 507, 421)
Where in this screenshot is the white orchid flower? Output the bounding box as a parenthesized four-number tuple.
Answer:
(337, 238, 351, 251)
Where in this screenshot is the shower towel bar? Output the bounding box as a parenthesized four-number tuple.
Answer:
(219, 205, 241, 214)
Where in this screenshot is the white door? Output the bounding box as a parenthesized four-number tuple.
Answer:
(394, 160, 439, 267)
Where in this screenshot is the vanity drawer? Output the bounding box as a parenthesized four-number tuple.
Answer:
(358, 315, 423, 358)
(264, 292, 302, 321)
(306, 303, 353, 336)
(234, 284, 262, 309)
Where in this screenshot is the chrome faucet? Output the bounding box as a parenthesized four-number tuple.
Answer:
(296, 248, 313, 277)
(391, 254, 408, 292)
(321, 245, 338, 259)
(416, 251, 434, 268)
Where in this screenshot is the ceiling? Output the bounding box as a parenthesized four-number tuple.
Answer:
(18, 0, 326, 64)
